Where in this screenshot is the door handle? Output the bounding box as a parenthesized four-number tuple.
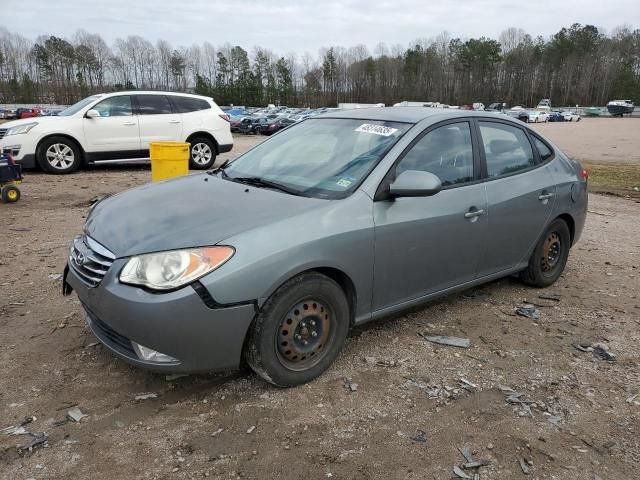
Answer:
(123, 121, 136, 126)
(168, 119, 180, 124)
(538, 192, 554, 201)
(464, 209, 485, 219)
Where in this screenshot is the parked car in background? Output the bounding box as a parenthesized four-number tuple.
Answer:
(239, 117, 271, 134)
(64, 108, 587, 386)
(230, 117, 252, 133)
(547, 111, 564, 122)
(560, 111, 581, 122)
(0, 91, 232, 173)
(485, 102, 508, 112)
(262, 117, 296, 135)
(528, 110, 549, 123)
(17, 108, 42, 119)
(505, 109, 529, 123)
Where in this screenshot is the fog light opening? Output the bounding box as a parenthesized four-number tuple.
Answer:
(132, 342, 178, 363)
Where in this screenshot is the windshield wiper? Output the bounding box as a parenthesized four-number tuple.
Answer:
(229, 176, 307, 197)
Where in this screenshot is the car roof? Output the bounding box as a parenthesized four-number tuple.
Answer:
(103, 91, 212, 101)
(318, 107, 518, 124)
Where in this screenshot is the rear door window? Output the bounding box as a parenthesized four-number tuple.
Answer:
(171, 96, 211, 113)
(533, 137, 554, 162)
(479, 122, 535, 177)
(136, 95, 173, 115)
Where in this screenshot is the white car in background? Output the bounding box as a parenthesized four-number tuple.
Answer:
(0, 91, 233, 174)
(561, 111, 581, 122)
(528, 110, 549, 123)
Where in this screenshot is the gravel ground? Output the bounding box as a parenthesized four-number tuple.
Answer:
(1, 127, 639, 479)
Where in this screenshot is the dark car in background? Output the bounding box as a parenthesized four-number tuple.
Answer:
(262, 117, 296, 135)
(239, 117, 270, 134)
(505, 109, 529, 123)
(547, 111, 564, 122)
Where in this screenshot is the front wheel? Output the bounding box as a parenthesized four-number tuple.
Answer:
(244, 272, 350, 387)
(520, 218, 571, 287)
(37, 136, 81, 174)
(189, 137, 216, 170)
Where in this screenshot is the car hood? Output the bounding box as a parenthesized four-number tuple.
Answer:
(85, 173, 327, 258)
(0, 116, 69, 129)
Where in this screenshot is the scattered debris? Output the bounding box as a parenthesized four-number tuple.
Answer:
(48, 273, 63, 280)
(592, 343, 616, 361)
(515, 305, 541, 320)
(411, 429, 427, 443)
(458, 447, 475, 463)
(572, 342, 593, 353)
(418, 332, 471, 348)
(519, 457, 531, 475)
(462, 290, 490, 301)
(2, 425, 28, 436)
(464, 460, 492, 468)
(459, 378, 478, 390)
(344, 377, 358, 392)
(211, 427, 224, 437)
(17, 432, 48, 456)
(538, 294, 561, 302)
(67, 407, 87, 422)
(134, 393, 158, 400)
(246, 425, 256, 434)
(626, 393, 640, 405)
(546, 414, 563, 427)
(498, 385, 533, 417)
(453, 465, 472, 479)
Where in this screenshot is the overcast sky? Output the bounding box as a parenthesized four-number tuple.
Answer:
(3, 0, 639, 54)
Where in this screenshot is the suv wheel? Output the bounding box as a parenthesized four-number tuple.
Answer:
(189, 137, 216, 170)
(244, 272, 350, 387)
(37, 136, 81, 174)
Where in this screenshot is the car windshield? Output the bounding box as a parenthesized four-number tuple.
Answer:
(222, 118, 410, 199)
(58, 95, 101, 116)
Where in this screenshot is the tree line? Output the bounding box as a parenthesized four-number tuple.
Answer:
(0, 24, 638, 108)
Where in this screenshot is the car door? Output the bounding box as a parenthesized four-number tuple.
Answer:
(475, 119, 557, 276)
(134, 94, 182, 151)
(372, 120, 488, 310)
(82, 95, 140, 153)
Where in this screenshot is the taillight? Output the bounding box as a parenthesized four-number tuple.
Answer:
(581, 169, 589, 181)
(219, 114, 230, 122)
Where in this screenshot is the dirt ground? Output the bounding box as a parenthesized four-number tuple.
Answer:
(1, 121, 639, 480)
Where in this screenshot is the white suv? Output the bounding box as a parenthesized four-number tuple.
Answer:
(0, 91, 233, 174)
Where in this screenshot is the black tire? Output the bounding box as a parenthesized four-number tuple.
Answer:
(520, 218, 571, 288)
(37, 136, 82, 174)
(189, 137, 217, 170)
(1, 185, 20, 203)
(244, 272, 350, 387)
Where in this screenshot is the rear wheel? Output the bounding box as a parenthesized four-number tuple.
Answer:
(244, 272, 350, 387)
(189, 137, 216, 170)
(1, 185, 20, 203)
(37, 136, 81, 174)
(520, 218, 571, 287)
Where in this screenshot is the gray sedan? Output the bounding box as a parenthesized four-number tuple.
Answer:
(63, 108, 588, 386)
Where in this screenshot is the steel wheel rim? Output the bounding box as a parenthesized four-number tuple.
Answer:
(541, 231, 561, 273)
(192, 143, 212, 165)
(46, 143, 74, 169)
(276, 299, 332, 371)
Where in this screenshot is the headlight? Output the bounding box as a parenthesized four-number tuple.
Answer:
(5, 122, 38, 135)
(119, 246, 234, 290)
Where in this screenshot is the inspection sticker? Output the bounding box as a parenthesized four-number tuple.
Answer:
(355, 124, 398, 136)
(336, 178, 353, 188)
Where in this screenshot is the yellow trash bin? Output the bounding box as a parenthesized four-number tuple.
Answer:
(150, 142, 190, 182)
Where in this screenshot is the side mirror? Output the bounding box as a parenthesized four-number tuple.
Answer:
(85, 109, 100, 118)
(389, 170, 442, 198)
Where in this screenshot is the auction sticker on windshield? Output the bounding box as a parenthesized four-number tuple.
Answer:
(355, 124, 399, 136)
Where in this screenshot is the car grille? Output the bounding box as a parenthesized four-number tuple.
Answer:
(69, 235, 115, 287)
(86, 309, 135, 357)
(0, 129, 6, 140)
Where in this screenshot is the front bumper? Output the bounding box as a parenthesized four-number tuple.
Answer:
(0, 136, 37, 168)
(64, 259, 256, 373)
